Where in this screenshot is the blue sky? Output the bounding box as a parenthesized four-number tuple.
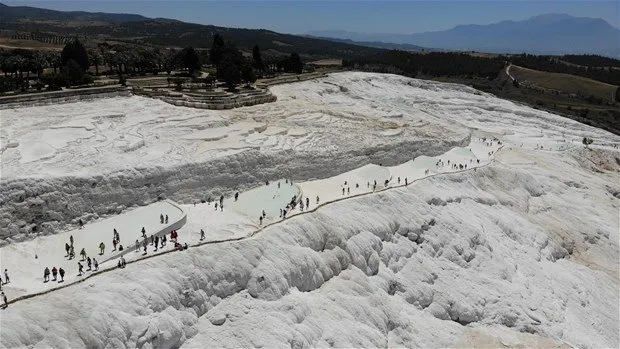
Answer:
(5, 0, 619, 34)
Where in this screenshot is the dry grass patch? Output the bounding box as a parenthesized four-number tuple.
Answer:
(511, 64, 617, 102)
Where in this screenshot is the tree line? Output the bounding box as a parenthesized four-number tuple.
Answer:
(560, 55, 620, 69)
(343, 51, 505, 80)
(0, 34, 305, 93)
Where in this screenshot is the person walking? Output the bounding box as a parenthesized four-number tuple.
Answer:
(112, 238, 118, 251)
(87, 256, 92, 271)
(99, 242, 105, 255)
(135, 239, 140, 252)
(160, 214, 164, 224)
(1, 291, 7, 309)
(80, 248, 87, 260)
(78, 262, 84, 276)
(43, 267, 50, 282)
(4, 269, 9, 284)
(200, 229, 205, 241)
(59, 268, 65, 282)
(69, 235, 74, 246)
(65, 243, 71, 257)
(93, 258, 99, 271)
(51, 266, 58, 281)
(165, 215, 169, 224)
(69, 245, 75, 259)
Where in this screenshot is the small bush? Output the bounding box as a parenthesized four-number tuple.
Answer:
(582, 137, 594, 146)
(41, 73, 66, 91)
(81, 74, 93, 85)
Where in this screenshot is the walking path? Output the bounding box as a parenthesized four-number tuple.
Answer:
(0, 201, 185, 299)
(0, 136, 503, 307)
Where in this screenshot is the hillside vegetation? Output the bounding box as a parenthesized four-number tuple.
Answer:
(510, 54, 620, 86)
(0, 2, 381, 59)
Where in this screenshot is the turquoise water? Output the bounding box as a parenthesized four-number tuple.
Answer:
(230, 180, 300, 219)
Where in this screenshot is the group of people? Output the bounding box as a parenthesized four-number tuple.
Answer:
(43, 266, 66, 282)
(135, 228, 178, 256)
(65, 235, 76, 259)
(214, 140, 502, 231)
(213, 195, 225, 211)
(2, 213, 190, 309)
(76, 251, 99, 276)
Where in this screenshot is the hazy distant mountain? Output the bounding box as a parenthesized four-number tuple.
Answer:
(306, 30, 413, 46)
(0, 2, 148, 23)
(309, 14, 620, 56)
(305, 36, 428, 52)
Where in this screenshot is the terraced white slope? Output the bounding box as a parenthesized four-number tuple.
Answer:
(1, 73, 470, 241)
(0, 72, 618, 348)
(1, 148, 617, 348)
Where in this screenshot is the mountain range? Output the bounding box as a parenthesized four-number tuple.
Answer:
(308, 14, 620, 57)
(1, 2, 617, 57)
